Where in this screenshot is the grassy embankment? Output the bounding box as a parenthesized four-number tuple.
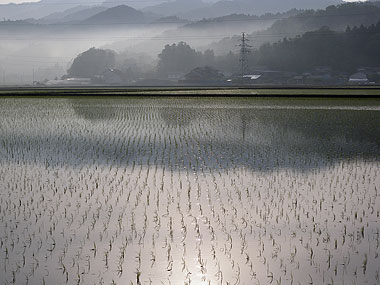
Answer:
(0, 86, 380, 97)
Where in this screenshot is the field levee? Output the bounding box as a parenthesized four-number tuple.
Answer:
(1, 86, 380, 97)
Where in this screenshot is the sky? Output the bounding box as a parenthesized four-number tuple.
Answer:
(0, 0, 366, 4)
(0, 0, 38, 3)
(0, 0, 218, 4)
(0, 0, 169, 4)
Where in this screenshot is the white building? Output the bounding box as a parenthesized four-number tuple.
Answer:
(348, 72, 369, 84)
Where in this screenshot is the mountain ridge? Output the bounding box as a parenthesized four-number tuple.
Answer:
(81, 5, 150, 24)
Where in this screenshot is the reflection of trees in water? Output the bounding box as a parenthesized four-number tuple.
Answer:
(236, 108, 380, 161)
(71, 98, 159, 122)
(66, 98, 380, 170)
(160, 108, 197, 127)
(251, 109, 380, 155)
(71, 98, 127, 122)
(159, 105, 380, 161)
(255, 109, 380, 143)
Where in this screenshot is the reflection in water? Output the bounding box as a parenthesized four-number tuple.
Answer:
(6, 97, 375, 171)
(1, 97, 380, 285)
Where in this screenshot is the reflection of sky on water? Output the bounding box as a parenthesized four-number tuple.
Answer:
(0, 97, 380, 172)
(1, 97, 380, 285)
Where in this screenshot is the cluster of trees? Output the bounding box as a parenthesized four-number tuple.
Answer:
(67, 42, 235, 80)
(67, 48, 116, 78)
(157, 42, 238, 77)
(157, 42, 215, 76)
(253, 21, 380, 72)
(207, 1, 380, 56)
(155, 20, 380, 75)
(268, 2, 380, 35)
(67, 19, 380, 80)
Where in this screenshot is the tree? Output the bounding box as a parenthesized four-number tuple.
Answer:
(253, 21, 380, 73)
(157, 42, 203, 77)
(67, 47, 116, 78)
(203, 49, 215, 66)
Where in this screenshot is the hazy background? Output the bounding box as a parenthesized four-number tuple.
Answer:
(0, 0, 378, 85)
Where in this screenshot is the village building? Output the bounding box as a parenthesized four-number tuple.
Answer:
(180, 66, 225, 85)
(348, 72, 369, 84)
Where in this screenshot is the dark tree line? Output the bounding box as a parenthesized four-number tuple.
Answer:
(67, 47, 116, 78)
(156, 42, 239, 76)
(156, 42, 217, 76)
(253, 21, 380, 72)
(208, 1, 380, 58)
(156, 21, 380, 76)
(268, 2, 380, 35)
(67, 19, 380, 80)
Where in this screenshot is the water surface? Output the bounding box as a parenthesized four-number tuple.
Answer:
(0, 97, 379, 284)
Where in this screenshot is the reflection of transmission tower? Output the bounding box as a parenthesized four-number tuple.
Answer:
(239, 32, 251, 76)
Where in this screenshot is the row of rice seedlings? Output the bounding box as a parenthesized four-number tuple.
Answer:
(0, 98, 379, 284)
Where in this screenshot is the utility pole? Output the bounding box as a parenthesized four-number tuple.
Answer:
(239, 32, 251, 77)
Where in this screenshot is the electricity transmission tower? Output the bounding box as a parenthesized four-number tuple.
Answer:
(239, 32, 251, 76)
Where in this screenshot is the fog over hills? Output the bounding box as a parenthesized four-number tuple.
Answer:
(81, 5, 155, 24)
(205, 1, 380, 55)
(47, 6, 108, 24)
(1, 0, 344, 21)
(142, 0, 209, 17)
(27, 6, 108, 24)
(0, 0, 91, 20)
(1, 0, 378, 85)
(0, 0, 165, 20)
(101, 0, 167, 9)
(143, 0, 343, 20)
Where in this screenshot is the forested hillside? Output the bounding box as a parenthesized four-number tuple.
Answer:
(252, 21, 380, 72)
(208, 2, 380, 54)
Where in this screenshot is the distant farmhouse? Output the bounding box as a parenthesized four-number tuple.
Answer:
(92, 68, 126, 85)
(349, 72, 369, 85)
(180, 66, 225, 85)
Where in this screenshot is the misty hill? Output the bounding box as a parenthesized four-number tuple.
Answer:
(183, 10, 300, 31)
(107, 12, 281, 56)
(142, 0, 208, 17)
(30, 6, 108, 24)
(51, 6, 108, 24)
(39, 6, 91, 23)
(253, 21, 380, 72)
(0, 0, 159, 21)
(177, 0, 342, 20)
(81, 5, 153, 24)
(0, 2, 66, 20)
(207, 1, 380, 55)
(0, 0, 343, 21)
(152, 16, 189, 24)
(267, 2, 380, 35)
(0, 0, 93, 20)
(102, 0, 166, 9)
(120, 9, 302, 55)
(0, 20, 50, 34)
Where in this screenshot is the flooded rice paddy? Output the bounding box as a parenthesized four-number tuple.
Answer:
(0, 97, 380, 285)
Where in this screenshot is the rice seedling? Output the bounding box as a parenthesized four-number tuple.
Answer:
(0, 97, 379, 284)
